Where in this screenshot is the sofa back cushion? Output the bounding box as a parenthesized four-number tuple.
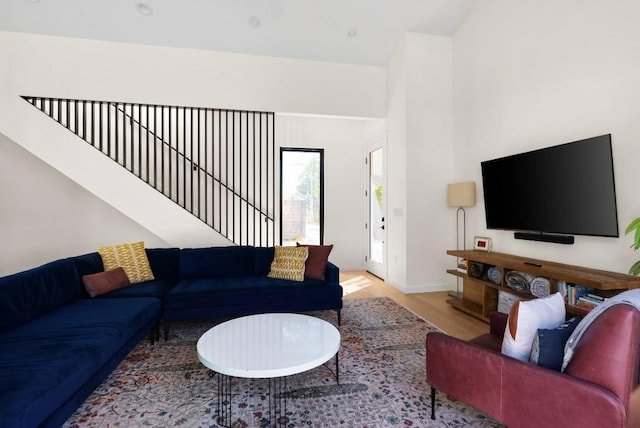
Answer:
(179, 246, 256, 279)
(67, 252, 103, 277)
(0, 259, 82, 334)
(254, 246, 275, 276)
(69, 248, 180, 281)
(146, 248, 180, 280)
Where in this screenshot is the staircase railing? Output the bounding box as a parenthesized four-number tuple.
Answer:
(22, 96, 276, 247)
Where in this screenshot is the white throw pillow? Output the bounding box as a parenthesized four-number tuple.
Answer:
(501, 292, 566, 362)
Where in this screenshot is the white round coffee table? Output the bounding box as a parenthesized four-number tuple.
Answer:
(197, 313, 341, 427)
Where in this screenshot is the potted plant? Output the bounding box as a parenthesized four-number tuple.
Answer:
(626, 217, 640, 276)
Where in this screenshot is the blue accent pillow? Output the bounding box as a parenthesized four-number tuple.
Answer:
(529, 317, 581, 371)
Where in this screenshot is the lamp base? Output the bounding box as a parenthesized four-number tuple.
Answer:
(448, 290, 462, 299)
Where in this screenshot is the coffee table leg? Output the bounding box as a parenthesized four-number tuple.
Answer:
(217, 373, 232, 427)
(336, 352, 340, 384)
(269, 377, 288, 427)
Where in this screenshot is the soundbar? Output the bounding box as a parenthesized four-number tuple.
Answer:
(514, 232, 575, 245)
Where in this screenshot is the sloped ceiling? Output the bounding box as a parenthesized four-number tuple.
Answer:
(0, 0, 475, 65)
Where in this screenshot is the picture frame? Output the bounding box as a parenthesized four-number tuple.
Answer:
(474, 236, 493, 252)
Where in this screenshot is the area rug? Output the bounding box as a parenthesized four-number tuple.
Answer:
(63, 297, 502, 427)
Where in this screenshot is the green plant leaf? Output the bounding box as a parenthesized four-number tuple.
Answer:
(625, 218, 640, 250)
(625, 217, 640, 235)
(625, 218, 640, 272)
(630, 260, 640, 276)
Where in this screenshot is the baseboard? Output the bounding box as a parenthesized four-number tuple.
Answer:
(385, 280, 453, 294)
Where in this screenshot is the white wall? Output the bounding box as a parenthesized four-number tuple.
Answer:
(0, 131, 168, 275)
(386, 33, 455, 291)
(0, 31, 384, 274)
(0, 31, 385, 118)
(277, 115, 368, 270)
(386, 36, 409, 287)
(453, 0, 640, 273)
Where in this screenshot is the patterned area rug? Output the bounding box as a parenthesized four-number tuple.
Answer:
(64, 297, 502, 427)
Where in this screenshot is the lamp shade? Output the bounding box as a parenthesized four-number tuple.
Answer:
(447, 182, 476, 207)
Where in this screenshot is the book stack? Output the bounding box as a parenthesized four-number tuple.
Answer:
(575, 293, 607, 310)
(456, 259, 468, 274)
(563, 283, 605, 308)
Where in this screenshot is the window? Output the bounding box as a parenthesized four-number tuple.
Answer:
(280, 148, 324, 245)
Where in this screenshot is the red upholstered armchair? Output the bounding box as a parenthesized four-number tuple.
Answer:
(426, 305, 640, 428)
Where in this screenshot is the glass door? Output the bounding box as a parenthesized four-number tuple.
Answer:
(366, 139, 386, 278)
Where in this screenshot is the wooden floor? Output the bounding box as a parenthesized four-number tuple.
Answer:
(340, 270, 489, 341)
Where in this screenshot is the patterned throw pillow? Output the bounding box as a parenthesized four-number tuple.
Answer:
(98, 241, 155, 284)
(267, 246, 308, 282)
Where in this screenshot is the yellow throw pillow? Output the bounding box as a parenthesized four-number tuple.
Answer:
(267, 246, 308, 282)
(98, 241, 155, 284)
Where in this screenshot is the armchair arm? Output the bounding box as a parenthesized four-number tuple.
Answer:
(325, 261, 339, 283)
(489, 311, 508, 337)
(426, 331, 504, 420)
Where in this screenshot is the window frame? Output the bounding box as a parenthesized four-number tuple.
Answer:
(279, 147, 325, 245)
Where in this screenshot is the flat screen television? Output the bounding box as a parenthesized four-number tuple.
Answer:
(480, 134, 619, 244)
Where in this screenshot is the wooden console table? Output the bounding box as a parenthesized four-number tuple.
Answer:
(446, 250, 640, 323)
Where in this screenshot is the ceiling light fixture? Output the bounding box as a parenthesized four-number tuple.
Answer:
(136, 2, 153, 16)
(347, 29, 358, 38)
(25, 0, 41, 3)
(248, 16, 261, 29)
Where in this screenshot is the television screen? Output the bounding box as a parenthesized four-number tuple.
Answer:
(480, 134, 619, 239)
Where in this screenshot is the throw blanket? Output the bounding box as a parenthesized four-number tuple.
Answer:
(487, 266, 503, 285)
(562, 288, 640, 372)
(469, 262, 484, 279)
(505, 271, 536, 293)
(530, 277, 550, 297)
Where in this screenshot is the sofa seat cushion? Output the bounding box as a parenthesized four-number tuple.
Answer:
(165, 276, 282, 308)
(163, 276, 343, 321)
(0, 297, 160, 428)
(96, 278, 177, 299)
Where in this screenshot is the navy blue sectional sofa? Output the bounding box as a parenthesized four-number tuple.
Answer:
(0, 245, 342, 428)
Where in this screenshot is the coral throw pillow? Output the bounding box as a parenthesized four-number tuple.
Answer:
(268, 246, 308, 282)
(83, 267, 131, 297)
(501, 292, 565, 362)
(296, 243, 333, 280)
(98, 241, 155, 284)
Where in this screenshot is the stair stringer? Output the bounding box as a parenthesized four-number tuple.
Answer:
(3, 96, 233, 248)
